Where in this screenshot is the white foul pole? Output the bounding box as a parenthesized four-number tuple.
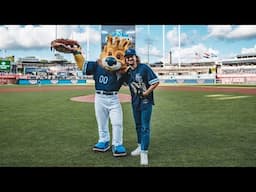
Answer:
(55, 25, 58, 39)
(162, 25, 165, 66)
(54, 25, 58, 54)
(178, 25, 181, 68)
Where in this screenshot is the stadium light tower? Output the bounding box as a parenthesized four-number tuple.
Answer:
(145, 37, 153, 64)
(145, 25, 153, 64)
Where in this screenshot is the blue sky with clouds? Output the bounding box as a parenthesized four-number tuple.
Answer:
(1, 25, 256, 64)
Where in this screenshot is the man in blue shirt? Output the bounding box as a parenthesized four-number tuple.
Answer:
(122, 48, 160, 165)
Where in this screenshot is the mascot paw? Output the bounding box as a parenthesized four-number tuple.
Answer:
(51, 39, 81, 54)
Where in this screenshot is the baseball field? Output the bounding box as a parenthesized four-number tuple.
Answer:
(0, 84, 256, 167)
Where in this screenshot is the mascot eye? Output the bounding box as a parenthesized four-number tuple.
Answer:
(108, 51, 113, 56)
(116, 53, 123, 60)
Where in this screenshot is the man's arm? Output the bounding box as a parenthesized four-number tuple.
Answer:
(142, 82, 160, 97)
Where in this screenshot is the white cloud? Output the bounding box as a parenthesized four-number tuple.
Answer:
(166, 27, 189, 47)
(71, 27, 100, 43)
(0, 25, 100, 50)
(241, 45, 256, 54)
(207, 25, 256, 40)
(170, 43, 219, 64)
(138, 46, 162, 57)
(207, 25, 232, 38)
(228, 25, 256, 39)
(136, 36, 220, 63)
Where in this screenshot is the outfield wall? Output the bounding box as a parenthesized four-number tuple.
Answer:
(216, 74, 256, 84)
(17, 79, 86, 85)
(159, 74, 216, 84)
(0, 74, 18, 84)
(163, 79, 215, 84)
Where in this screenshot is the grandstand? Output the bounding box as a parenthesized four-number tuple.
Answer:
(152, 52, 256, 84)
(216, 52, 256, 84)
(1, 51, 256, 85)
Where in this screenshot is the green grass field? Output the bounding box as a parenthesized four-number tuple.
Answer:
(0, 85, 256, 167)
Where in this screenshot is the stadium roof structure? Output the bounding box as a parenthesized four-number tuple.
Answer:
(236, 52, 256, 59)
(222, 58, 256, 65)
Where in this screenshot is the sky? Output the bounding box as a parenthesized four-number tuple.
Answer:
(1, 25, 256, 64)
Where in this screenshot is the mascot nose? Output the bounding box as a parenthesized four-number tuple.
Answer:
(105, 57, 117, 66)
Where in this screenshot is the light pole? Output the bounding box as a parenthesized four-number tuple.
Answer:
(145, 37, 153, 64)
(145, 25, 153, 64)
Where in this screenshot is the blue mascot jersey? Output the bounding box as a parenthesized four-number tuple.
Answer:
(82, 61, 123, 91)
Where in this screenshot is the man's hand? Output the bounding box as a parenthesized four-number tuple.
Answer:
(130, 82, 147, 98)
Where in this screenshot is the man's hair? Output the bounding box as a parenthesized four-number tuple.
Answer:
(135, 55, 141, 63)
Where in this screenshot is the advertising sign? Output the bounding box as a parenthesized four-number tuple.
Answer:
(0, 60, 11, 71)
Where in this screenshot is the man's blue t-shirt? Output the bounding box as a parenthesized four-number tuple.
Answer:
(123, 63, 159, 109)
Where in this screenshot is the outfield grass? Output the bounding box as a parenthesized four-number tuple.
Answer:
(0, 86, 256, 167)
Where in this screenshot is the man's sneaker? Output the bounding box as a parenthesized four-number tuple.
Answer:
(131, 146, 141, 156)
(140, 151, 148, 165)
(92, 141, 110, 152)
(112, 145, 127, 157)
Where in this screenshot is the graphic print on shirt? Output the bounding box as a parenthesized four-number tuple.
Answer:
(133, 73, 147, 93)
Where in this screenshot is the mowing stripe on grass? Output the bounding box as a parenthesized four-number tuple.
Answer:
(205, 94, 230, 97)
(214, 95, 251, 100)
(205, 94, 251, 100)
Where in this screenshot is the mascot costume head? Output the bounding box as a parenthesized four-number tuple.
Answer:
(99, 35, 131, 72)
